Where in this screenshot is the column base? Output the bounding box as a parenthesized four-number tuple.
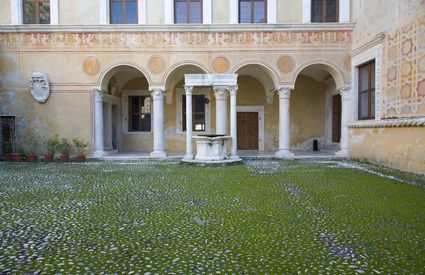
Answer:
(183, 153, 193, 160)
(335, 149, 349, 158)
(229, 155, 242, 161)
(275, 150, 295, 158)
(150, 151, 167, 159)
(93, 149, 108, 158)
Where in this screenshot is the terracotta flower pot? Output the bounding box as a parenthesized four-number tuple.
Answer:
(75, 155, 86, 163)
(59, 155, 69, 162)
(3, 153, 12, 161)
(44, 154, 54, 163)
(27, 155, 38, 162)
(11, 153, 22, 162)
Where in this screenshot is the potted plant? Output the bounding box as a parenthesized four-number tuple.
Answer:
(11, 147, 24, 162)
(45, 135, 61, 163)
(58, 137, 71, 162)
(72, 137, 88, 163)
(24, 133, 38, 162)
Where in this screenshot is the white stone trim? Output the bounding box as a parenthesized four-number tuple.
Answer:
(10, 0, 22, 25)
(203, 0, 212, 24)
(302, 0, 311, 23)
(236, 106, 265, 151)
(349, 118, 425, 128)
(351, 42, 383, 121)
(267, 0, 276, 24)
(139, 0, 147, 24)
(50, 0, 59, 24)
(303, 0, 350, 23)
(176, 87, 212, 134)
(339, 0, 350, 23)
(164, 0, 174, 24)
(99, 0, 110, 24)
(10, 0, 58, 25)
(229, 0, 238, 24)
(121, 90, 153, 134)
(185, 74, 238, 87)
(0, 22, 355, 32)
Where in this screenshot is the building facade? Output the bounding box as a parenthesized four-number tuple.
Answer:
(0, 0, 424, 173)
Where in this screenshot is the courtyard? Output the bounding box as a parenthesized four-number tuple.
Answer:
(0, 159, 424, 274)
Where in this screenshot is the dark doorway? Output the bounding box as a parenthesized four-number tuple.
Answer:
(332, 94, 341, 143)
(1, 116, 16, 154)
(237, 112, 259, 150)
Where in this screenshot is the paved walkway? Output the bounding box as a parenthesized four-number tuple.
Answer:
(102, 149, 342, 160)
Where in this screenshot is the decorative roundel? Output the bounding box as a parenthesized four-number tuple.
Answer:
(0, 56, 14, 75)
(341, 54, 351, 72)
(277, 55, 296, 74)
(212, 56, 230, 73)
(148, 56, 166, 74)
(83, 56, 101, 76)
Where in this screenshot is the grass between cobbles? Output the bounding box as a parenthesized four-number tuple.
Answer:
(0, 160, 424, 274)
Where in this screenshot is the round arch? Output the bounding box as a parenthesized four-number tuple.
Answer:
(290, 59, 348, 88)
(98, 62, 152, 91)
(162, 61, 210, 88)
(231, 60, 281, 90)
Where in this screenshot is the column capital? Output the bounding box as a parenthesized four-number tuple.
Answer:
(337, 85, 351, 100)
(228, 85, 238, 96)
(94, 88, 105, 101)
(184, 85, 193, 95)
(278, 85, 294, 99)
(213, 86, 229, 99)
(150, 88, 165, 100)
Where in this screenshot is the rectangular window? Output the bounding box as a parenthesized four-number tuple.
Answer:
(23, 0, 50, 24)
(311, 0, 338, 23)
(175, 0, 202, 24)
(128, 96, 151, 132)
(110, 0, 138, 24)
(1, 116, 16, 154)
(239, 0, 266, 23)
(358, 60, 375, 120)
(182, 95, 206, 131)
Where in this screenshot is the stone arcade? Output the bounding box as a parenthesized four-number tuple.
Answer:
(1, 0, 424, 173)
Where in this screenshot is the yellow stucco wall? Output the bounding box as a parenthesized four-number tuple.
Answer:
(212, 0, 230, 24)
(0, 0, 11, 25)
(59, 0, 99, 25)
(0, 91, 92, 155)
(291, 75, 327, 147)
(147, 0, 164, 24)
(277, 0, 302, 23)
(349, 127, 425, 174)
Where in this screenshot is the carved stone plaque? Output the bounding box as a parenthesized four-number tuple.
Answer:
(30, 70, 50, 103)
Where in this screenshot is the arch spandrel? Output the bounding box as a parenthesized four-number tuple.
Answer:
(289, 59, 350, 89)
(98, 62, 152, 91)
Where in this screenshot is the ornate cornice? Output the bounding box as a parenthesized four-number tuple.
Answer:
(0, 23, 355, 33)
(350, 32, 386, 56)
(349, 118, 425, 128)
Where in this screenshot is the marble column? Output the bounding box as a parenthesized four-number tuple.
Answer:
(275, 86, 294, 158)
(183, 86, 193, 160)
(150, 88, 167, 158)
(104, 102, 113, 151)
(213, 86, 228, 135)
(94, 89, 105, 157)
(336, 85, 351, 157)
(229, 86, 238, 158)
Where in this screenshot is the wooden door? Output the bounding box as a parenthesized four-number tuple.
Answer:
(237, 112, 259, 150)
(332, 94, 341, 143)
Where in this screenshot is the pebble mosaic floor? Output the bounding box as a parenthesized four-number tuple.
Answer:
(0, 159, 424, 274)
